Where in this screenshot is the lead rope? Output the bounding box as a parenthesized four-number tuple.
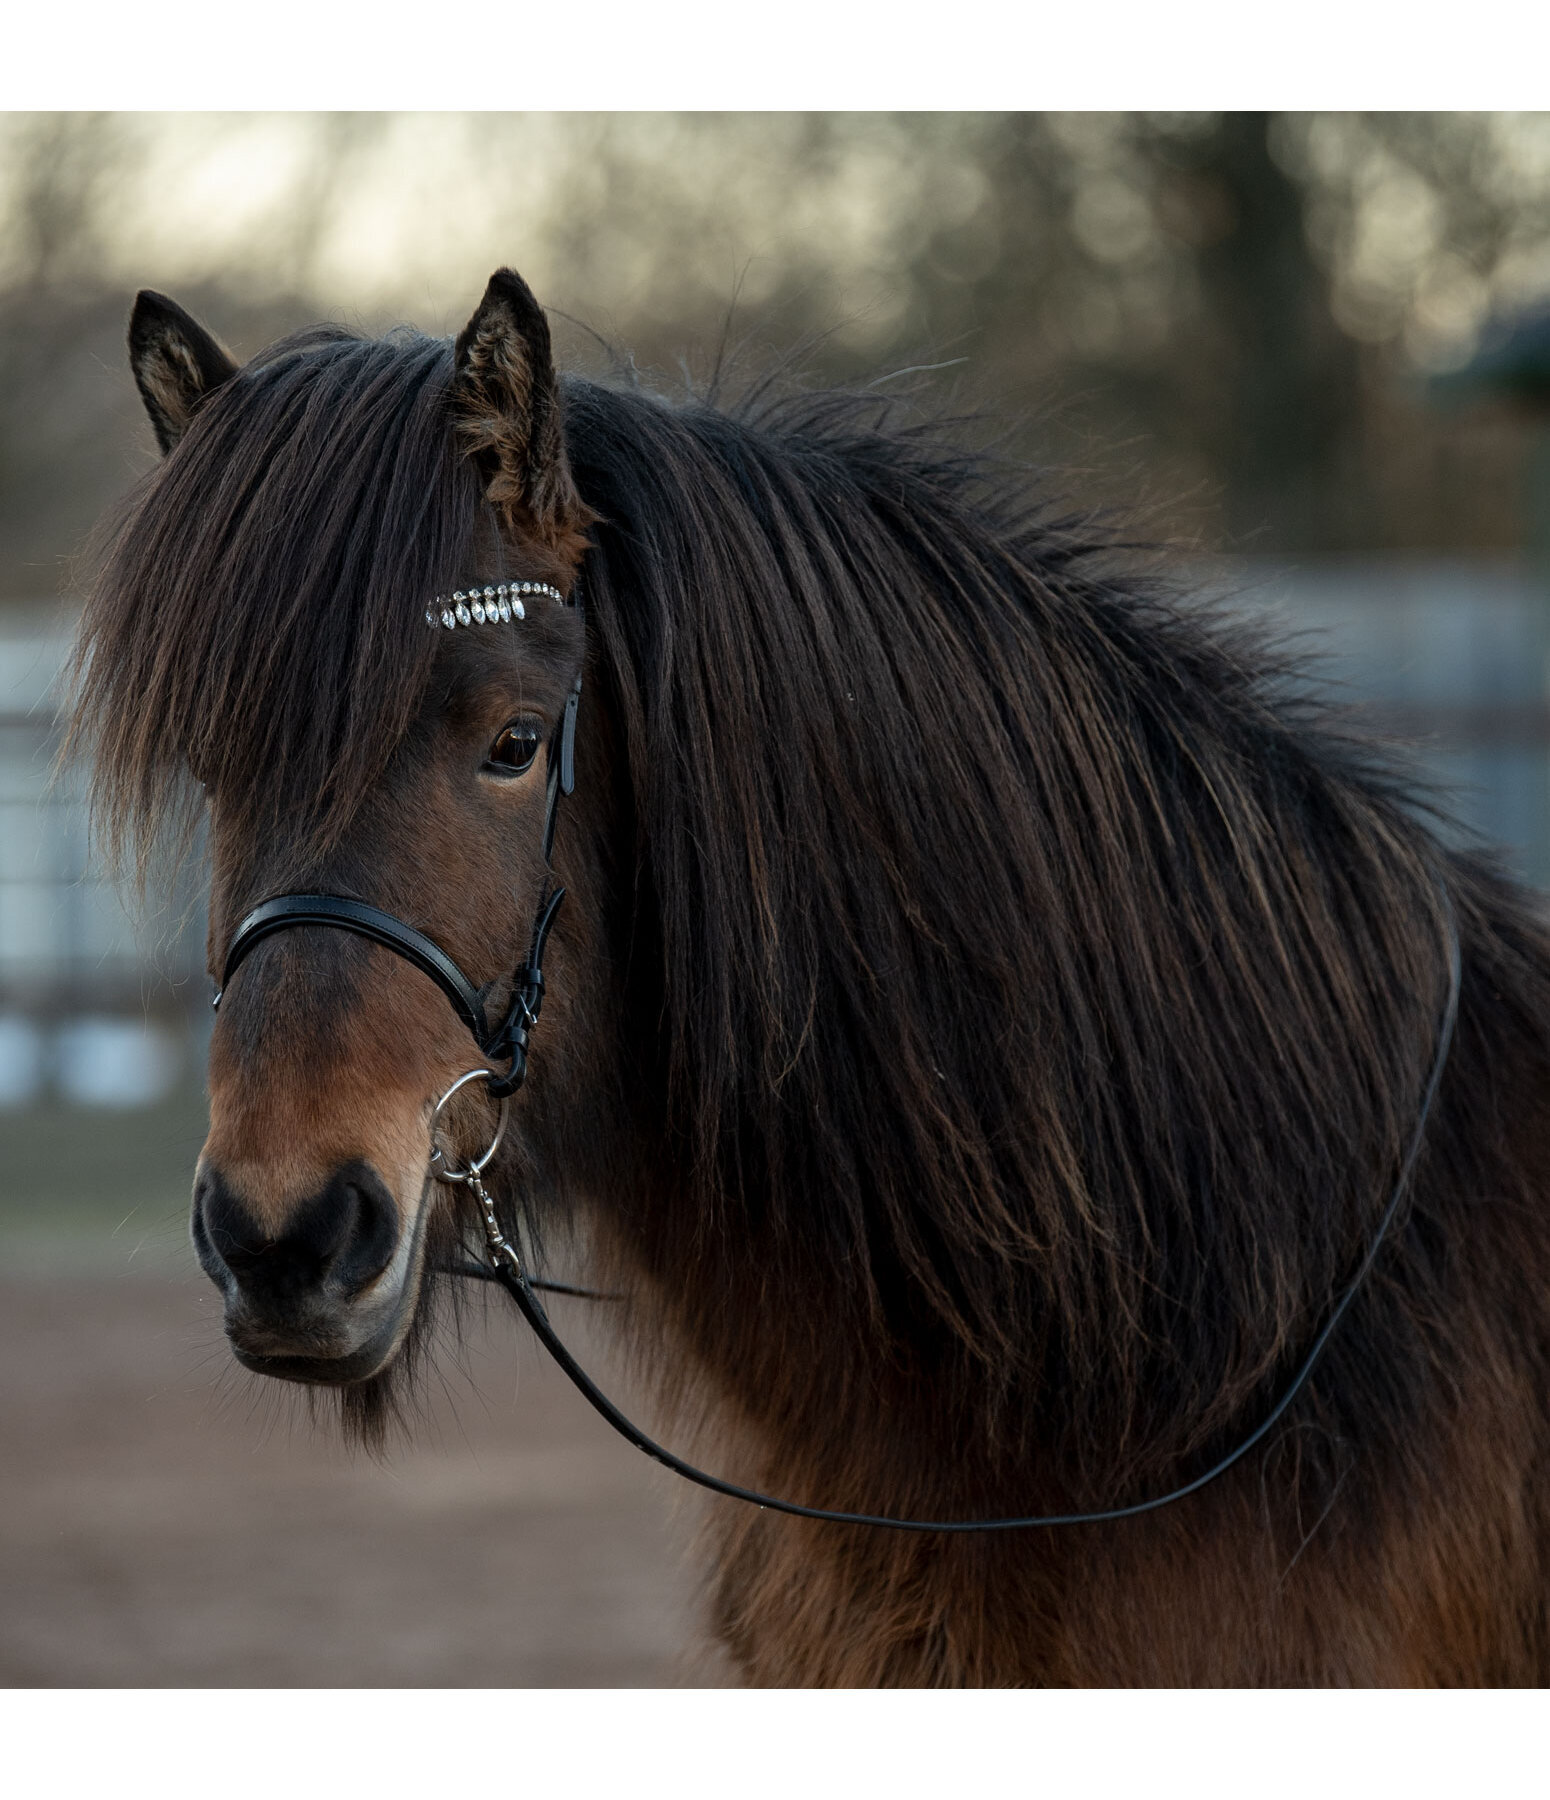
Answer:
(448, 886, 1461, 1532)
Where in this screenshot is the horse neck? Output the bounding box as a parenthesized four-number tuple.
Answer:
(579, 694, 1490, 1515)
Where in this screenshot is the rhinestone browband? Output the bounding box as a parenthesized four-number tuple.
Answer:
(425, 581, 565, 629)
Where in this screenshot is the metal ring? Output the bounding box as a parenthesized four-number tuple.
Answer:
(428, 1067, 510, 1184)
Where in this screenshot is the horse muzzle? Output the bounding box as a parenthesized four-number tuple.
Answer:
(192, 1156, 428, 1384)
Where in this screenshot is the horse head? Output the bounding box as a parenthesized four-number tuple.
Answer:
(91, 273, 607, 1414)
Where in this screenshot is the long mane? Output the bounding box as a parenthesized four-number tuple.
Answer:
(563, 375, 1542, 1497)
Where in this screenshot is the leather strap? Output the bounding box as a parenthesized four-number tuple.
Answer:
(217, 894, 497, 1050)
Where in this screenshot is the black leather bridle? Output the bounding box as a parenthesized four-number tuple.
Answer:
(212, 585, 1464, 1533)
(216, 670, 582, 1102)
(218, 886, 566, 1103)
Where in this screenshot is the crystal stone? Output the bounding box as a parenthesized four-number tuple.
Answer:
(498, 598, 511, 621)
(515, 599, 525, 619)
(471, 600, 486, 623)
(440, 608, 456, 629)
(455, 601, 471, 625)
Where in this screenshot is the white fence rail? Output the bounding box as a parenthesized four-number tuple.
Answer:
(1235, 560, 1550, 884)
(1, 612, 203, 1104)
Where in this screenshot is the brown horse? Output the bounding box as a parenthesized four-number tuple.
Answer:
(74, 268, 1550, 1685)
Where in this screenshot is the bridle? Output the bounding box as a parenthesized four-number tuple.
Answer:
(216, 581, 583, 1106)
(213, 575, 1464, 1532)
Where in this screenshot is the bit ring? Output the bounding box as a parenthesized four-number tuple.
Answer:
(428, 1067, 510, 1184)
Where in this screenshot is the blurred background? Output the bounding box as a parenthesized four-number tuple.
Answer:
(4, 109, 1550, 1686)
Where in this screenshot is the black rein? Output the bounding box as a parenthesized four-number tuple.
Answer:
(216, 864, 1462, 1532)
(464, 892, 1461, 1533)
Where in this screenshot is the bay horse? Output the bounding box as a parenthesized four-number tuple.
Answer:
(74, 268, 1550, 1685)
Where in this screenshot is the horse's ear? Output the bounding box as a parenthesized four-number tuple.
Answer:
(452, 268, 588, 548)
(128, 290, 239, 456)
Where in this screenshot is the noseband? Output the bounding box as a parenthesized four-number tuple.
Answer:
(217, 885, 566, 1102)
(211, 576, 1465, 1533)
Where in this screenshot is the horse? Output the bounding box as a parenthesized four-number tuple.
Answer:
(72, 267, 1550, 1685)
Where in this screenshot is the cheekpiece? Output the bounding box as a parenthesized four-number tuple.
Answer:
(425, 581, 566, 630)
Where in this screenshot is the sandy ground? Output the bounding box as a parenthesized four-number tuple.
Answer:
(0, 1260, 731, 1687)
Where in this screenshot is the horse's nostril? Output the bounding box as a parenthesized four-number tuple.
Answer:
(327, 1170, 400, 1297)
(193, 1161, 401, 1304)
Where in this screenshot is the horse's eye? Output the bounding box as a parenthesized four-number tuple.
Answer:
(485, 718, 544, 777)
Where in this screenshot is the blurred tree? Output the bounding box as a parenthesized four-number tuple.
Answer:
(1159, 112, 1364, 548)
(3, 111, 1550, 603)
(880, 111, 1547, 554)
(0, 115, 382, 601)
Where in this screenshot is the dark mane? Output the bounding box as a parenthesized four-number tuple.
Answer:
(72, 325, 474, 874)
(562, 376, 1535, 1493)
